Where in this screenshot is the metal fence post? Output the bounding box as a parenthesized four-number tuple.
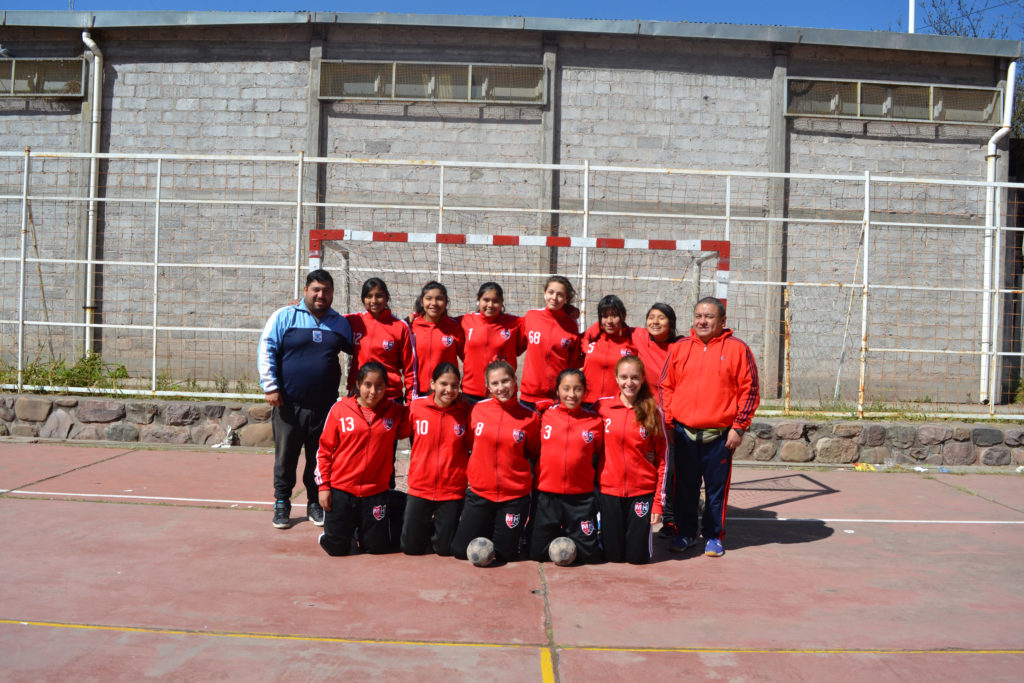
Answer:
(857, 170, 871, 417)
(989, 183, 1004, 416)
(16, 147, 30, 391)
(151, 158, 162, 393)
(580, 159, 590, 317)
(293, 152, 304, 299)
(437, 165, 445, 280)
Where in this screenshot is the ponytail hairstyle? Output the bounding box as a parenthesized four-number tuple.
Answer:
(556, 367, 586, 391)
(484, 359, 516, 383)
(414, 280, 449, 318)
(356, 360, 389, 386)
(432, 361, 461, 382)
(615, 356, 663, 439)
(476, 281, 505, 313)
(543, 275, 576, 308)
(361, 278, 391, 306)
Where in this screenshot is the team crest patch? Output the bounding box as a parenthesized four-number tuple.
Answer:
(634, 500, 650, 518)
(638, 426, 649, 439)
(453, 424, 466, 437)
(442, 335, 454, 347)
(580, 520, 596, 536)
(500, 329, 511, 340)
(620, 348, 632, 357)
(312, 330, 322, 343)
(382, 339, 394, 350)
(581, 430, 595, 444)
(512, 429, 526, 444)
(372, 504, 386, 521)
(505, 513, 521, 529)
(560, 338, 572, 349)
(383, 417, 394, 431)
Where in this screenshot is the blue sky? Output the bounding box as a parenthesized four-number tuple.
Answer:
(4, 1, 927, 34)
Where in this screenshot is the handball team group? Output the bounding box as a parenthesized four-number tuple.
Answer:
(258, 269, 759, 566)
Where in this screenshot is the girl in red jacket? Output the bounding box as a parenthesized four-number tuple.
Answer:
(401, 362, 473, 556)
(582, 302, 679, 397)
(519, 276, 583, 407)
(595, 355, 668, 564)
(408, 281, 465, 398)
(459, 282, 525, 403)
(581, 294, 639, 406)
(528, 369, 604, 564)
(316, 361, 412, 556)
(452, 360, 541, 563)
(345, 278, 416, 402)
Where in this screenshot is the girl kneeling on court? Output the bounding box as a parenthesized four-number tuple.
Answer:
(595, 356, 668, 564)
(452, 360, 541, 562)
(315, 361, 411, 555)
(528, 369, 605, 564)
(401, 362, 473, 556)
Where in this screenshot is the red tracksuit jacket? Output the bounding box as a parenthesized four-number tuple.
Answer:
(519, 307, 582, 403)
(409, 314, 465, 397)
(467, 397, 541, 502)
(581, 330, 639, 404)
(406, 396, 473, 501)
(315, 396, 412, 497)
(459, 312, 525, 397)
(535, 403, 604, 495)
(595, 397, 668, 514)
(345, 309, 416, 400)
(661, 328, 760, 431)
(582, 323, 677, 396)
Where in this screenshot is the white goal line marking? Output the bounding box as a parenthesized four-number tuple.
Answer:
(2, 489, 1022, 523)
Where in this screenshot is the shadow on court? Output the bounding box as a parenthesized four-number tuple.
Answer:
(2, 443, 1023, 681)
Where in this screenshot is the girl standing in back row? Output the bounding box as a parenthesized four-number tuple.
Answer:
(519, 276, 583, 408)
(459, 282, 525, 403)
(408, 281, 464, 399)
(345, 278, 416, 402)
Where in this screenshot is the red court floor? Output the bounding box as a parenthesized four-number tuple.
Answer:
(1, 442, 1022, 681)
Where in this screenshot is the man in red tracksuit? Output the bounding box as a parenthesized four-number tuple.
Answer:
(661, 297, 759, 558)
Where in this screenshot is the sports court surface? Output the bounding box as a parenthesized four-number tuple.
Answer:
(1, 441, 1022, 681)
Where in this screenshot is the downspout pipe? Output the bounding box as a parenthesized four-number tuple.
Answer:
(82, 31, 102, 356)
(981, 60, 1016, 404)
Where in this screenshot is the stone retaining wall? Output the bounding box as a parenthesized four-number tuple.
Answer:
(0, 395, 274, 447)
(2, 394, 1024, 467)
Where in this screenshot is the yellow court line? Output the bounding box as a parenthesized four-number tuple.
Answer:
(6, 620, 1022, 658)
(565, 645, 1024, 655)
(540, 648, 556, 683)
(0, 619, 535, 650)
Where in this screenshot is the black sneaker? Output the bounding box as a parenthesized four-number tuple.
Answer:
(307, 501, 325, 527)
(273, 499, 291, 529)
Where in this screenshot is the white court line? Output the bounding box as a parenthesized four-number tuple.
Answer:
(2, 489, 1023, 523)
(0, 490, 267, 506)
(731, 516, 1024, 525)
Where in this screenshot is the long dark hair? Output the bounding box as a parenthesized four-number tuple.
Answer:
(647, 302, 678, 342)
(356, 360, 389, 386)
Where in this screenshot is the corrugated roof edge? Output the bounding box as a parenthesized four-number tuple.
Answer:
(1, 10, 1019, 59)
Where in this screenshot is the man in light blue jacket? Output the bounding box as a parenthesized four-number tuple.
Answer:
(259, 269, 352, 529)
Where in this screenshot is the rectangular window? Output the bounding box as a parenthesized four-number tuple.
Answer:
(787, 77, 1001, 125)
(320, 60, 547, 105)
(0, 58, 86, 98)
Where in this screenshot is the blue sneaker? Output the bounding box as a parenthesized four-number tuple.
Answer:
(669, 534, 698, 553)
(704, 538, 724, 557)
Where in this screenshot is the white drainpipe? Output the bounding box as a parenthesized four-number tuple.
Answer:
(981, 61, 1017, 404)
(82, 31, 102, 356)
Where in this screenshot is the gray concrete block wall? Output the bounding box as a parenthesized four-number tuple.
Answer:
(0, 21, 1012, 402)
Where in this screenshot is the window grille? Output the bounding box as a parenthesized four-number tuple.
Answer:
(787, 77, 1001, 125)
(320, 60, 547, 105)
(0, 58, 86, 98)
